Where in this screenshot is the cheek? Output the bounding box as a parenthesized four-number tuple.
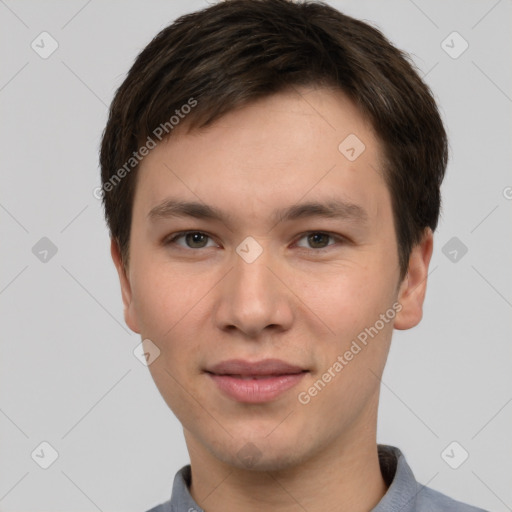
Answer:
(294, 258, 397, 400)
(131, 261, 198, 336)
(131, 265, 210, 416)
(130, 261, 217, 379)
(297, 260, 394, 335)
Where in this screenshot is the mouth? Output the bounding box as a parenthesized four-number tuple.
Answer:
(215, 374, 302, 380)
(205, 359, 308, 403)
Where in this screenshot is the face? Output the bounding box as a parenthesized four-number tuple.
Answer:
(112, 86, 432, 471)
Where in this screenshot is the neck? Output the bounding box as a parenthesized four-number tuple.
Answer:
(185, 417, 388, 512)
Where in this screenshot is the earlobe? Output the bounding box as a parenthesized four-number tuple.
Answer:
(394, 228, 434, 331)
(110, 239, 140, 334)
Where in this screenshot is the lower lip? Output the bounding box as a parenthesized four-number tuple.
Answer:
(208, 372, 307, 403)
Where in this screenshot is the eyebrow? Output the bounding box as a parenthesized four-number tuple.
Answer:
(147, 198, 368, 227)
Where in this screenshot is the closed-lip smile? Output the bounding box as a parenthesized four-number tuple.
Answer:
(206, 358, 307, 376)
(205, 358, 308, 403)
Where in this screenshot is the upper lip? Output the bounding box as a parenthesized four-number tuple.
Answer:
(206, 358, 307, 377)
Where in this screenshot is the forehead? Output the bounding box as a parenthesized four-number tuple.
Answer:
(134, 86, 389, 226)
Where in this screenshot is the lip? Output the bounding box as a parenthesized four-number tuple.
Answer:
(205, 359, 308, 403)
(208, 373, 307, 403)
(206, 358, 306, 376)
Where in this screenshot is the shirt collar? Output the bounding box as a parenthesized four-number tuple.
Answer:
(166, 444, 419, 512)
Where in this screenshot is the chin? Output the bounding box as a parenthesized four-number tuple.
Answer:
(211, 435, 312, 473)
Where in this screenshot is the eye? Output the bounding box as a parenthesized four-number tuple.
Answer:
(164, 231, 345, 251)
(294, 232, 342, 250)
(165, 231, 218, 249)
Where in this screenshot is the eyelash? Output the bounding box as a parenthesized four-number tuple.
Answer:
(163, 231, 346, 252)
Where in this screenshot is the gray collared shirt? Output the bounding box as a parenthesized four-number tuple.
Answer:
(146, 444, 488, 512)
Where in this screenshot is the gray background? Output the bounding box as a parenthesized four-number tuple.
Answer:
(1, 0, 511, 511)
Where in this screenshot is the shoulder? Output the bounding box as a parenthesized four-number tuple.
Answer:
(377, 445, 490, 512)
(416, 485, 489, 512)
(144, 501, 172, 512)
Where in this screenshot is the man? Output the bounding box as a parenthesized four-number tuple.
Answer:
(99, 1, 488, 510)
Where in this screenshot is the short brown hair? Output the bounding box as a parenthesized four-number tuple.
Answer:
(100, 0, 448, 279)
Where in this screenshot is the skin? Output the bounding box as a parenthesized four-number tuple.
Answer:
(112, 85, 433, 512)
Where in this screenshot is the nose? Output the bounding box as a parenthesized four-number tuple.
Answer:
(213, 243, 294, 339)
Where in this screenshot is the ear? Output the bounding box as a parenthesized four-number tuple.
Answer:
(394, 228, 434, 330)
(110, 238, 140, 334)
